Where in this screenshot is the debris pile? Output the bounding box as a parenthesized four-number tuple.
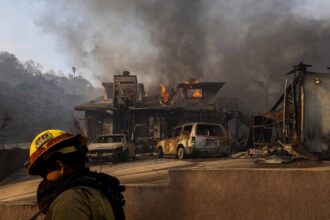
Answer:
(231, 143, 288, 159)
(230, 141, 318, 164)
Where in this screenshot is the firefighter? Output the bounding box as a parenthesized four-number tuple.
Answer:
(25, 129, 125, 220)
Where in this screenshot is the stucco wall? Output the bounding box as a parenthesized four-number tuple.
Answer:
(1, 168, 330, 220)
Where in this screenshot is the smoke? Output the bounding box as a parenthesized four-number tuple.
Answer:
(136, 0, 208, 84)
(36, 0, 330, 111)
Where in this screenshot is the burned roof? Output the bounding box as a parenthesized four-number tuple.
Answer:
(75, 96, 115, 111)
(76, 80, 225, 112)
(176, 82, 225, 93)
(130, 95, 181, 111)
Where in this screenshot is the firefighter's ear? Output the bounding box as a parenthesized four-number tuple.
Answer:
(46, 161, 64, 182)
(57, 160, 65, 176)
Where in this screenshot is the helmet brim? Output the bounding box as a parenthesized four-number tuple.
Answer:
(27, 134, 84, 175)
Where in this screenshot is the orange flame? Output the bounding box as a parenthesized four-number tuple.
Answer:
(192, 90, 203, 98)
(159, 83, 170, 105)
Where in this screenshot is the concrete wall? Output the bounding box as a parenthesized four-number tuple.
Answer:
(125, 168, 330, 220)
(2, 168, 330, 219)
(0, 148, 28, 181)
(0, 202, 41, 220)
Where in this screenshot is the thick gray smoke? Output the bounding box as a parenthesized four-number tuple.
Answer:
(37, 0, 330, 111)
(136, 0, 208, 84)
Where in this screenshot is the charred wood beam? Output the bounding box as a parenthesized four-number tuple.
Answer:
(270, 80, 295, 112)
(273, 62, 311, 112)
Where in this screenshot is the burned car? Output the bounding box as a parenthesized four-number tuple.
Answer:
(87, 134, 135, 162)
(156, 122, 232, 159)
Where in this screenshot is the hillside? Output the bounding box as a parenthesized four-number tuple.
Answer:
(0, 52, 99, 143)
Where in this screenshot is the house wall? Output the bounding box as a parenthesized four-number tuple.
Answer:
(304, 72, 330, 152)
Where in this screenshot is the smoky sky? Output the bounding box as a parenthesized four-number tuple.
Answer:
(36, 0, 330, 111)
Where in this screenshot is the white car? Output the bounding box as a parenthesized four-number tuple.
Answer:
(156, 122, 232, 159)
(88, 134, 135, 162)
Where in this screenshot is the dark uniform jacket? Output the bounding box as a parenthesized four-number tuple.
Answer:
(37, 169, 125, 220)
(45, 186, 115, 220)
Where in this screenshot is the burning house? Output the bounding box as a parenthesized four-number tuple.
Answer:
(75, 72, 250, 151)
(75, 71, 145, 141)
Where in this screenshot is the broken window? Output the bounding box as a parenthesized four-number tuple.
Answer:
(169, 128, 175, 138)
(104, 136, 124, 143)
(183, 125, 192, 135)
(93, 136, 105, 143)
(186, 89, 203, 99)
(196, 125, 220, 136)
(174, 127, 182, 137)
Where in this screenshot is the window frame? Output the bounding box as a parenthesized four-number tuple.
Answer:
(174, 127, 182, 137)
(183, 125, 193, 136)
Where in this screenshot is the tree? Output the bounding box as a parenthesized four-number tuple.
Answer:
(248, 72, 282, 111)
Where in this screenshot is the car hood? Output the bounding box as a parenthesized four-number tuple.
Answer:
(88, 143, 123, 151)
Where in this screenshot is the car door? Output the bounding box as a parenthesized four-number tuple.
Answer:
(182, 125, 193, 147)
(164, 129, 174, 154)
(169, 127, 182, 154)
(219, 125, 230, 147)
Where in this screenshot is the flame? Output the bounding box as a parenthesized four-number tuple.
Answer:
(192, 90, 203, 98)
(159, 83, 170, 105)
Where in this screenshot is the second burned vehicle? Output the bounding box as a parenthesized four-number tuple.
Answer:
(156, 122, 233, 159)
(87, 134, 136, 162)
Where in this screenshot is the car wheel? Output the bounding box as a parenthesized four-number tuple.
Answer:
(156, 147, 164, 158)
(177, 147, 185, 160)
(130, 154, 136, 162)
(120, 150, 130, 162)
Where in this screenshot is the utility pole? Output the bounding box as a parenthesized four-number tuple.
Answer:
(72, 66, 77, 95)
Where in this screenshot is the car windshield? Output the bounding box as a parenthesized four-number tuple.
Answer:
(93, 136, 124, 143)
(107, 136, 124, 143)
(196, 124, 220, 136)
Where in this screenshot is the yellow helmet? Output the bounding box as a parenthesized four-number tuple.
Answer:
(26, 129, 86, 175)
